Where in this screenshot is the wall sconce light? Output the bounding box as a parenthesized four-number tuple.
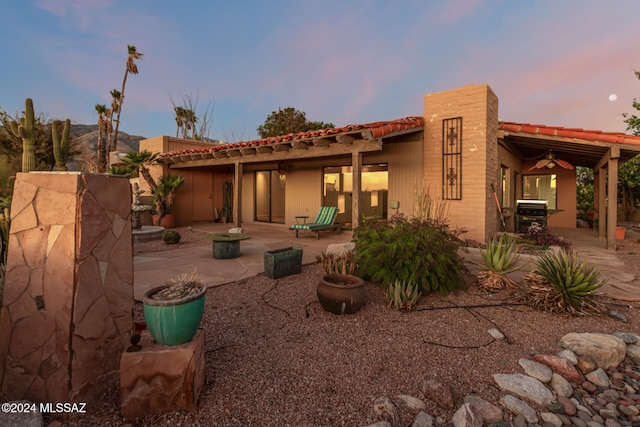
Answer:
(277, 162, 287, 176)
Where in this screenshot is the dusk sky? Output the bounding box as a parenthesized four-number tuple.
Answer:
(1, 0, 638, 143)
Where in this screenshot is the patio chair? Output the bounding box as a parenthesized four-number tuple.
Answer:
(290, 206, 341, 239)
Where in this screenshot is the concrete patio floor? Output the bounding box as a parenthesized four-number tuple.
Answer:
(133, 222, 640, 302)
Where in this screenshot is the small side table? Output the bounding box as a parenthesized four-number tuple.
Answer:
(295, 216, 309, 224)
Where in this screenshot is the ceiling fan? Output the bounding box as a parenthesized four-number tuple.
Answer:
(528, 150, 574, 171)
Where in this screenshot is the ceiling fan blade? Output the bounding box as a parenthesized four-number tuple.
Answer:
(529, 159, 550, 171)
(554, 159, 574, 170)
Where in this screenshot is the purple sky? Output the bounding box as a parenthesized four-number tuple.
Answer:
(1, 0, 638, 143)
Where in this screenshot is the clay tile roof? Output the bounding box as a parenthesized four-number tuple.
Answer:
(499, 122, 640, 146)
(159, 116, 424, 159)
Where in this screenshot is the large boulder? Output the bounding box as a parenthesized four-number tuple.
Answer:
(558, 333, 626, 370)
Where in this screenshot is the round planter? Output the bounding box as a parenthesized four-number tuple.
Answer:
(317, 274, 366, 315)
(213, 240, 240, 259)
(142, 284, 206, 346)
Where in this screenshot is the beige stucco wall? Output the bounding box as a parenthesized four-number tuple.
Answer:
(423, 84, 499, 242)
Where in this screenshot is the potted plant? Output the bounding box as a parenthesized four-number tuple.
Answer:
(142, 271, 206, 346)
(202, 232, 251, 259)
(317, 273, 366, 315)
(153, 174, 185, 228)
(264, 247, 303, 279)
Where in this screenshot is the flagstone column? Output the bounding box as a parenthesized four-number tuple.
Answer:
(0, 172, 134, 404)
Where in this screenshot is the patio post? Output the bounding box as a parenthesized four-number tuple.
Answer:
(234, 161, 242, 227)
(597, 168, 606, 239)
(352, 151, 362, 229)
(606, 155, 619, 250)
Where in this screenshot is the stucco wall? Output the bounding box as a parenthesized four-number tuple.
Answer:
(423, 84, 499, 243)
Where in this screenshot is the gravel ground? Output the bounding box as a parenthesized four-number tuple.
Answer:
(54, 232, 640, 427)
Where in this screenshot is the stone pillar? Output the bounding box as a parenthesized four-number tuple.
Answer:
(423, 84, 499, 243)
(0, 172, 133, 404)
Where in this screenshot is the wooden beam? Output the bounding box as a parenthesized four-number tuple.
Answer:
(272, 144, 290, 152)
(213, 151, 227, 159)
(240, 147, 256, 155)
(337, 134, 356, 145)
(594, 146, 620, 171)
(227, 149, 241, 157)
(312, 138, 332, 147)
(256, 146, 273, 154)
(169, 140, 383, 168)
(292, 141, 308, 150)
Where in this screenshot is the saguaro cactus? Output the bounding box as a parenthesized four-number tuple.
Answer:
(52, 119, 71, 171)
(9, 98, 36, 173)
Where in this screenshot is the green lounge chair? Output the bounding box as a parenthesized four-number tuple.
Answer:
(290, 206, 341, 239)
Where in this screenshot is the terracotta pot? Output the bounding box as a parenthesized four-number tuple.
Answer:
(317, 274, 366, 315)
(160, 213, 176, 229)
(616, 226, 626, 241)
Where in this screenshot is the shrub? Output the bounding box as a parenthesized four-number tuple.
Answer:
(386, 279, 421, 311)
(520, 224, 571, 250)
(162, 230, 181, 244)
(478, 234, 523, 290)
(354, 214, 466, 295)
(516, 250, 605, 315)
(315, 250, 357, 275)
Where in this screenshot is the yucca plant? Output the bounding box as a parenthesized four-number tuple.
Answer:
(478, 234, 523, 290)
(516, 250, 605, 315)
(386, 279, 422, 311)
(316, 250, 358, 275)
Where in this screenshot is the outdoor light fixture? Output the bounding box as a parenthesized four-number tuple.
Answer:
(529, 150, 574, 171)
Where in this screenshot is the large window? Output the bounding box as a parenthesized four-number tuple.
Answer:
(323, 164, 388, 225)
(523, 174, 556, 209)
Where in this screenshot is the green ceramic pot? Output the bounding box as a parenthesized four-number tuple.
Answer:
(142, 284, 206, 346)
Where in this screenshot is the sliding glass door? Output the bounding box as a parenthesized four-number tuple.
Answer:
(255, 170, 286, 223)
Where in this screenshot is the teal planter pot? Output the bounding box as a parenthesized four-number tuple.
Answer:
(264, 247, 303, 279)
(142, 284, 206, 346)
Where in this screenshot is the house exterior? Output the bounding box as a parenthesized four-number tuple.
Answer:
(139, 84, 640, 248)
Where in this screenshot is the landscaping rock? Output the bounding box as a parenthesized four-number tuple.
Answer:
(540, 411, 563, 427)
(558, 333, 627, 370)
(557, 349, 579, 365)
(463, 395, 503, 424)
(411, 411, 434, 427)
(585, 368, 610, 387)
(452, 403, 483, 427)
(576, 355, 597, 374)
(373, 396, 399, 426)
(518, 357, 553, 383)
(325, 242, 355, 256)
(487, 328, 504, 340)
(365, 422, 392, 427)
(500, 394, 538, 423)
(532, 353, 584, 383)
(612, 331, 638, 344)
(626, 344, 640, 359)
(396, 394, 427, 411)
(557, 395, 577, 415)
(550, 373, 573, 397)
(493, 373, 554, 406)
(422, 380, 454, 409)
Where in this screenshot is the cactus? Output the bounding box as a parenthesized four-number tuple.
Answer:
(52, 119, 71, 171)
(9, 98, 36, 173)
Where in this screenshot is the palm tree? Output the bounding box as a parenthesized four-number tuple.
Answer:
(121, 150, 159, 193)
(174, 106, 185, 137)
(95, 104, 109, 172)
(112, 45, 143, 152)
(154, 174, 185, 218)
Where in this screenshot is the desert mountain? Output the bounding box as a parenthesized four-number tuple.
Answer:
(70, 124, 146, 155)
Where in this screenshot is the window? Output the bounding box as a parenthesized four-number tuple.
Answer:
(500, 165, 510, 208)
(323, 164, 388, 224)
(522, 174, 556, 209)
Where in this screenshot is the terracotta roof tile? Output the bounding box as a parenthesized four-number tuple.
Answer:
(159, 116, 424, 159)
(499, 122, 640, 146)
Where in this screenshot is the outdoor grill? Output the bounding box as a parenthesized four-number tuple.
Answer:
(516, 200, 548, 233)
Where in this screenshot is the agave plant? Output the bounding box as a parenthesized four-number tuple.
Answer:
(477, 234, 523, 290)
(386, 279, 422, 311)
(517, 250, 605, 315)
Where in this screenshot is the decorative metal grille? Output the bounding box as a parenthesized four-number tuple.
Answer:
(442, 117, 462, 200)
